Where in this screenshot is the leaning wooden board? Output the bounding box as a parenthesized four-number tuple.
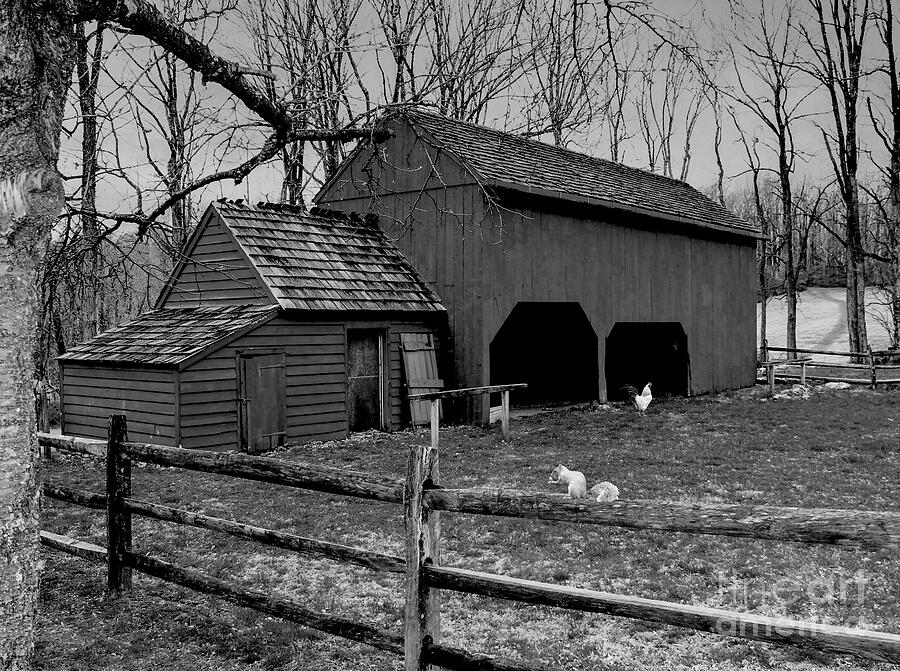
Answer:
(400, 333, 443, 427)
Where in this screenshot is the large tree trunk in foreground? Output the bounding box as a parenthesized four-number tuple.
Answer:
(0, 2, 73, 667)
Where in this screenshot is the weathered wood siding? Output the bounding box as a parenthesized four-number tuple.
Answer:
(60, 364, 177, 444)
(319, 122, 758, 413)
(179, 314, 441, 449)
(160, 212, 272, 308)
(180, 317, 345, 448)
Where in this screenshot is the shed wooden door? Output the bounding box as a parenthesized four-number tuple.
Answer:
(347, 329, 384, 432)
(239, 352, 286, 453)
(400, 333, 442, 427)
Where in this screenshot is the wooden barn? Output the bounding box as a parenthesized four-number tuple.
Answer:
(58, 202, 445, 450)
(316, 110, 762, 418)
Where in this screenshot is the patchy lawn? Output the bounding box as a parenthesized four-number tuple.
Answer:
(37, 384, 900, 671)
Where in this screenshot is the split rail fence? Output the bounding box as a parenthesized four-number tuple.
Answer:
(39, 416, 900, 669)
(759, 341, 900, 392)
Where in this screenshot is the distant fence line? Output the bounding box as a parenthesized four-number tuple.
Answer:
(39, 418, 900, 669)
(760, 342, 900, 390)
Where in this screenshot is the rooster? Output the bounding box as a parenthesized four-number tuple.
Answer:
(621, 382, 653, 414)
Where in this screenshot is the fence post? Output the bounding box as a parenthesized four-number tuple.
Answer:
(107, 413, 132, 595)
(868, 346, 877, 389)
(429, 399, 440, 450)
(37, 380, 51, 460)
(404, 441, 440, 670)
(500, 389, 510, 441)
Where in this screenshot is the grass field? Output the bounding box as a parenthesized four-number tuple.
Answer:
(37, 385, 900, 671)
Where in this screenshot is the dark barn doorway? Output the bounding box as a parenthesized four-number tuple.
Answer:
(347, 329, 385, 431)
(605, 322, 689, 400)
(490, 302, 599, 406)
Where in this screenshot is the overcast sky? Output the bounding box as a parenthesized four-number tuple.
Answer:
(58, 0, 894, 224)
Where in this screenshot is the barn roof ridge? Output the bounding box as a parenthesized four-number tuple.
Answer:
(384, 108, 759, 239)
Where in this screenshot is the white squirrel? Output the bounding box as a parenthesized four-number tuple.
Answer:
(590, 482, 620, 502)
(548, 464, 588, 499)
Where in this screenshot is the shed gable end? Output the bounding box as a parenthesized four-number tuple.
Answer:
(156, 211, 273, 308)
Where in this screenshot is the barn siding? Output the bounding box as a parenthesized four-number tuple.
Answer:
(327, 185, 480, 418)
(160, 212, 272, 308)
(60, 364, 177, 444)
(319, 124, 758, 414)
(180, 318, 346, 448)
(179, 313, 441, 449)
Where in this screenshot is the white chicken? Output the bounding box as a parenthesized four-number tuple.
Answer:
(621, 382, 653, 413)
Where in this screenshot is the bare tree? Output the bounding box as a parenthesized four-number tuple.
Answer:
(867, 0, 900, 348)
(634, 35, 709, 179)
(733, 123, 777, 356)
(730, 0, 813, 355)
(419, 0, 527, 124)
(800, 0, 872, 358)
(518, 0, 613, 146)
(0, 2, 386, 663)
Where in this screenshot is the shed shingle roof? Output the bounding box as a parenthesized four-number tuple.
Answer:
(217, 202, 444, 312)
(59, 305, 278, 367)
(397, 110, 757, 237)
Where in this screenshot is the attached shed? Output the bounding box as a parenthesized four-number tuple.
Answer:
(316, 110, 762, 418)
(59, 202, 445, 450)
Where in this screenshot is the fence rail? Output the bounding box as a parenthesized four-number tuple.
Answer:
(39, 418, 900, 669)
(760, 342, 900, 390)
(408, 382, 528, 443)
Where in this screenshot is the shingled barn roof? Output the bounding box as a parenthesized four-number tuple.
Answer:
(392, 110, 758, 238)
(216, 202, 445, 312)
(59, 305, 278, 368)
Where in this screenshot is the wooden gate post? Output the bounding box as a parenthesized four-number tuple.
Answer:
(107, 413, 132, 595)
(404, 441, 440, 670)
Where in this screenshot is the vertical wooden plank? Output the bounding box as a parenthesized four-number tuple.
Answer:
(430, 400, 440, 450)
(768, 365, 775, 395)
(869, 346, 877, 389)
(501, 389, 510, 440)
(106, 413, 132, 595)
(173, 370, 181, 448)
(800, 361, 807, 386)
(404, 441, 440, 671)
(38, 380, 51, 459)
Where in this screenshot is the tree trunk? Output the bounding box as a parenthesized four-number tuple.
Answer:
(759, 225, 769, 359)
(76, 21, 103, 337)
(0, 3, 73, 667)
(846, 193, 869, 359)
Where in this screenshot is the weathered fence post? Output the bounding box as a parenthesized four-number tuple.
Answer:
(500, 390, 510, 441)
(868, 346, 877, 389)
(107, 413, 132, 595)
(429, 399, 440, 450)
(404, 441, 440, 670)
(37, 380, 51, 459)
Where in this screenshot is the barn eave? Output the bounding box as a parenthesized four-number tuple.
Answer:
(488, 181, 767, 242)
